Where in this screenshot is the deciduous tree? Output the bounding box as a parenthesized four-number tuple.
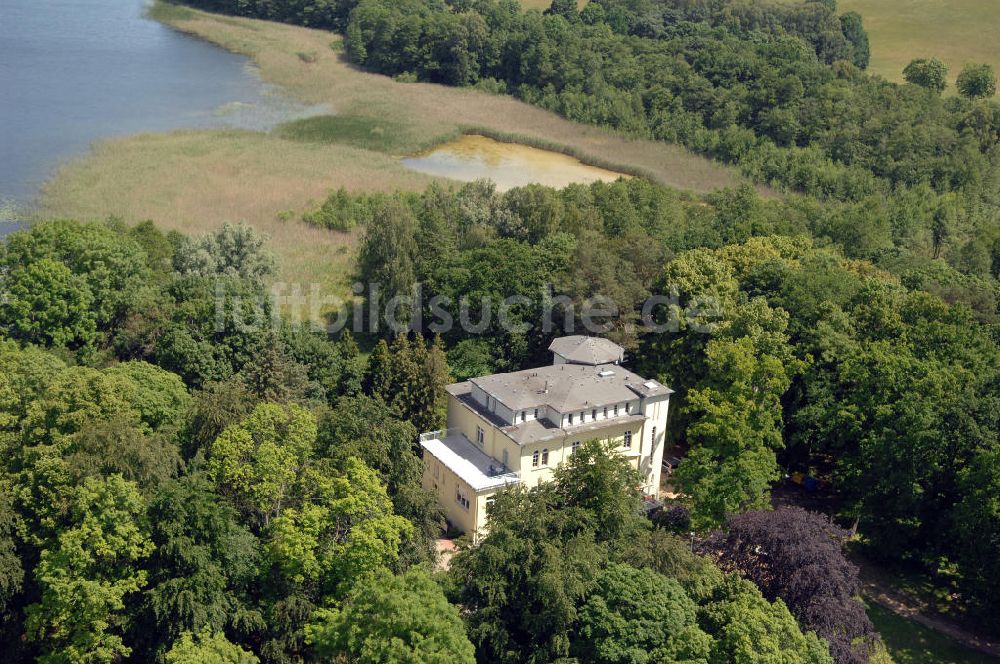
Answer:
(25, 475, 153, 664)
(307, 568, 475, 664)
(957, 63, 997, 99)
(903, 58, 948, 93)
(715, 508, 874, 664)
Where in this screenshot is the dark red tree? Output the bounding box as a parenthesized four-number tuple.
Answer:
(714, 507, 875, 664)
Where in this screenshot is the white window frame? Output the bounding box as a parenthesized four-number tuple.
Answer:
(623, 430, 632, 449)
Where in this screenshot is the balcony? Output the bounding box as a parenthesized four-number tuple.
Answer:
(420, 429, 521, 492)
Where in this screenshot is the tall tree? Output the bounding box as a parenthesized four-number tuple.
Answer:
(956, 63, 997, 99)
(173, 222, 275, 287)
(307, 568, 475, 664)
(573, 564, 712, 664)
(700, 576, 833, 664)
(714, 508, 875, 664)
(207, 403, 317, 529)
(0, 258, 97, 349)
(141, 474, 260, 654)
(263, 458, 412, 598)
(903, 58, 948, 93)
(165, 627, 259, 664)
(675, 335, 797, 528)
(358, 200, 418, 333)
(25, 476, 153, 664)
(363, 339, 394, 400)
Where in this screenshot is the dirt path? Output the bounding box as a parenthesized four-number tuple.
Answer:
(855, 557, 1000, 658)
(771, 484, 999, 658)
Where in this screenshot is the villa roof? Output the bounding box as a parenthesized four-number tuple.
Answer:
(467, 362, 672, 413)
(502, 412, 648, 445)
(447, 382, 651, 446)
(548, 335, 625, 365)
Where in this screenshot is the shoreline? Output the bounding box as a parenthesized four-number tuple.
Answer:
(37, 1, 750, 296)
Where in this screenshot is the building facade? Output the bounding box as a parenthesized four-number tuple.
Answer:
(420, 336, 673, 540)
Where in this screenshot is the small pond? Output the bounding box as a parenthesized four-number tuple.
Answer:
(401, 134, 630, 191)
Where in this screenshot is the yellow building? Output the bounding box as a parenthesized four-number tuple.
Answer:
(420, 336, 673, 541)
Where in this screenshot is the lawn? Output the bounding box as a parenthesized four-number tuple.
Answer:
(839, 0, 1000, 87)
(866, 602, 999, 664)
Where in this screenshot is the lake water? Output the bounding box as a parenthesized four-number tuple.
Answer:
(0, 0, 324, 207)
(401, 135, 630, 191)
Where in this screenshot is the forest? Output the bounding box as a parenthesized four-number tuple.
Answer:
(0, 217, 881, 663)
(2, 0, 999, 661)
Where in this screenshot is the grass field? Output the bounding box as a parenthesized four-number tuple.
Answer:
(866, 602, 999, 664)
(840, 0, 1000, 87)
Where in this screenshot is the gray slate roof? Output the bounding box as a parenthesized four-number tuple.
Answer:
(467, 362, 672, 413)
(548, 335, 625, 365)
(447, 382, 651, 446)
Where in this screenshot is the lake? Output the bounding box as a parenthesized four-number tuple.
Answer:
(401, 134, 630, 192)
(0, 0, 323, 207)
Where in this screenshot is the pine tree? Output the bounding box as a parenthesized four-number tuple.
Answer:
(389, 335, 421, 422)
(363, 339, 393, 400)
(424, 335, 453, 431)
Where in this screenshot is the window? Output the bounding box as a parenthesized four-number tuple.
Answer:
(456, 488, 470, 511)
(521, 410, 526, 422)
(623, 430, 632, 449)
(603, 406, 608, 418)
(534, 408, 539, 419)
(614, 404, 619, 416)
(651, 426, 657, 446)
(579, 411, 584, 423)
(476, 426, 485, 448)
(571, 441, 580, 455)
(532, 450, 539, 467)
(624, 402, 630, 413)
(592, 408, 597, 420)
(541, 449, 549, 465)
(568, 413, 574, 425)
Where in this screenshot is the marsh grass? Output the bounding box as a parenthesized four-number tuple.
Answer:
(465, 126, 660, 183)
(276, 114, 436, 154)
(43, 2, 751, 296)
(151, 3, 748, 193)
(840, 0, 1000, 87)
(146, 1, 195, 22)
(519, 0, 586, 10)
(39, 130, 439, 295)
